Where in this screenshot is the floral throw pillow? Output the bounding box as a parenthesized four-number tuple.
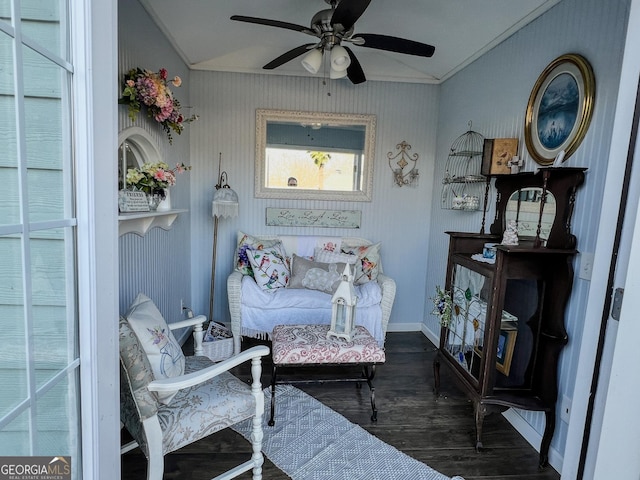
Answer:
(125, 293, 185, 405)
(340, 242, 381, 285)
(314, 248, 357, 265)
(289, 254, 347, 294)
(247, 243, 290, 291)
(235, 232, 281, 276)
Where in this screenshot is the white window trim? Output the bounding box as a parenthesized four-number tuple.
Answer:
(71, 1, 120, 478)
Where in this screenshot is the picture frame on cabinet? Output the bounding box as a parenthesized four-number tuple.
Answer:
(524, 53, 595, 166)
(496, 321, 517, 375)
(482, 138, 519, 175)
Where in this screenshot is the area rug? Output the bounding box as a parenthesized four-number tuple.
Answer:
(232, 385, 464, 480)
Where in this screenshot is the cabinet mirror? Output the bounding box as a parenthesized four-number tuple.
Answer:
(255, 109, 376, 201)
(490, 168, 586, 249)
(505, 187, 556, 243)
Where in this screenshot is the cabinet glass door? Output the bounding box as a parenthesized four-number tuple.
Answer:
(444, 264, 489, 384)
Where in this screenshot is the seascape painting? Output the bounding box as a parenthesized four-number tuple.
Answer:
(536, 72, 579, 150)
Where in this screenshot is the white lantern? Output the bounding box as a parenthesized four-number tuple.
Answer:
(328, 263, 358, 342)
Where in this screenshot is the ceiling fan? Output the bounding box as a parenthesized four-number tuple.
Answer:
(231, 0, 435, 84)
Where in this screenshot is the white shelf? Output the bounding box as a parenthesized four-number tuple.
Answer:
(118, 209, 187, 236)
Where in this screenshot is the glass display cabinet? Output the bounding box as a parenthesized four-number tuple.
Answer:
(434, 167, 586, 467)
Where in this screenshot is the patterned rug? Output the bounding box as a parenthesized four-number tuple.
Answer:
(232, 385, 465, 480)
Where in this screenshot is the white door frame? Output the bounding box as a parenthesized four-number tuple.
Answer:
(73, 1, 120, 478)
(562, 0, 640, 477)
(592, 80, 640, 477)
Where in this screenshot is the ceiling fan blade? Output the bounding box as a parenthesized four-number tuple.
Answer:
(330, 0, 372, 33)
(344, 46, 366, 84)
(263, 44, 316, 70)
(352, 33, 435, 57)
(231, 15, 316, 36)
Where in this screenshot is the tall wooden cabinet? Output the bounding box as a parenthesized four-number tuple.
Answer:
(433, 167, 586, 467)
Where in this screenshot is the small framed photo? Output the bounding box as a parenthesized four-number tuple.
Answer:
(496, 321, 518, 376)
(482, 138, 519, 176)
(524, 53, 595, 166)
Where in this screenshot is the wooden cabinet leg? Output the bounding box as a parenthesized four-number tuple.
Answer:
(539, 410, 556, 468)
(474, 402, 486, 452)
(433, 353, 441, 395)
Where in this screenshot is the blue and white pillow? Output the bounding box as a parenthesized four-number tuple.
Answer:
(125, 293, 185, 404)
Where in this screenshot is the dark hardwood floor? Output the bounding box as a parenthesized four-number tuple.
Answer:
(121, 332, 561, 480)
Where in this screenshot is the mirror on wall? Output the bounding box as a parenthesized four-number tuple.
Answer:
(505, 187, 556, 242)
(255, 109, 376, 201)
(118, 126, 162, 190)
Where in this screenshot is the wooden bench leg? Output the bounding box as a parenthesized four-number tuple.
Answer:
(363, 365, 378, 422)
(268, 364, 277, 426)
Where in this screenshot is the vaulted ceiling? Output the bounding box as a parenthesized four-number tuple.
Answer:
(139, 0, 562, 84)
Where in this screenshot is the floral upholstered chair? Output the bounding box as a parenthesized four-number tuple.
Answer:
(119, 294, 269, 480)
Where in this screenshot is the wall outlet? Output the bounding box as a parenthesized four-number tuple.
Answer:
(579, 252, 594, 280)
(560, 395, 572, 423)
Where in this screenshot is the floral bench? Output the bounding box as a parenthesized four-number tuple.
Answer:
(268, 324, 386, 425)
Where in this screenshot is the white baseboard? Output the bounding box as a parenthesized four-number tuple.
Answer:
(420, 324, 439, 346)
(386, 322, 423, 332)
(385, 322, 439, 346)
(502, 408, 563, 473)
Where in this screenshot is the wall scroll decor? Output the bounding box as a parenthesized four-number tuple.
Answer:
(388, 140, 419, 187)
(265, 208, 361, 228)
(525, 54, 595, 165)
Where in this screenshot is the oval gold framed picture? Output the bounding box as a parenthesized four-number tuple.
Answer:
(524, 54, 595, 166)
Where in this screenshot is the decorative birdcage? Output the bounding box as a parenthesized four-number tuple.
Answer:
(441, 123, 486, 211)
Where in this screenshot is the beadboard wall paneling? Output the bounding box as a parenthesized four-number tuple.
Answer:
(118, 0, 192, 333)
(425, 0, 630, 464)
(189, 72, 439, 327)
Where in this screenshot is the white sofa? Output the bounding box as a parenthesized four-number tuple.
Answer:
(227, 234, 396, 354)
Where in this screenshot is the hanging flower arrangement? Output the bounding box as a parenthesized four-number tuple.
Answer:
(126, 162, 191, 197)
(431, 285, 453, 328)
(119, 67, 198, 144)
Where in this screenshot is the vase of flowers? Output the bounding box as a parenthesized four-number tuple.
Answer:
(125, 162, 191, 210)
(119, 67, 198, 144)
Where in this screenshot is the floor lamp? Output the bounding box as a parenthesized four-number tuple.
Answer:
(209, 156, 239, 322)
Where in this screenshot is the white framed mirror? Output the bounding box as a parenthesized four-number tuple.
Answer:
(118, 126, 162, 190)
(255, 109, 376, 201)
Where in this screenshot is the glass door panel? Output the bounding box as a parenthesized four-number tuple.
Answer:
(444, 264, 489, 384)
(496, 278, 541, 388)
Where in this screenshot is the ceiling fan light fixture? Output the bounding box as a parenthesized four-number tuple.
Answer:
(301, 48, 323, 74)
(330, 45, 351, 71)
(329, 67, 348, 79)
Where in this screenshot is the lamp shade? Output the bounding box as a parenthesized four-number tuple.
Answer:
(212, 187, 239, 218)
(301, 48, 323, 74)
(330, 45, 351, 71)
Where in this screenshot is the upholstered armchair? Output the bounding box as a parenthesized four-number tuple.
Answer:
(119, 306, 269, 480)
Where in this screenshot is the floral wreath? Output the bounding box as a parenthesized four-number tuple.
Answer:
(119, 67, 198, 144)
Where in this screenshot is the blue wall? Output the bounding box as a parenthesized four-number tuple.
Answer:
(425, 0, 630, 466)
(119, 0, 631, 468)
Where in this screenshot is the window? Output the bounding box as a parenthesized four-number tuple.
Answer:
(0, 0, 81, 472)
